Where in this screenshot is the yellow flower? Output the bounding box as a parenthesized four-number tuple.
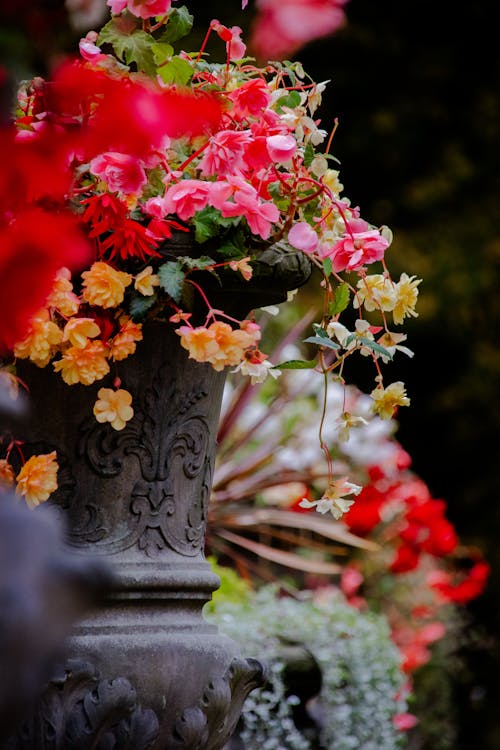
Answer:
(14, 309, 63, 367)
(53, 340, 110, 385)
(392, 273, 421, 325)
(15, 451, 58, 508)
(0, 459, 15, 489)
(109, 317, 143, 361)
(82, 261, 132, 308)
(93, 388, 134, 431)
(134, 266, 160, 296)
(371, 381, 410, 419)
(45, 267, 80, 317)
(355, 274, 396, 312)
(63, 317, 101, 348)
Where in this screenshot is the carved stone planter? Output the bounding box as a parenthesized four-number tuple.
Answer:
(7, 238, 312, 749)
(9, 322, 264, 749)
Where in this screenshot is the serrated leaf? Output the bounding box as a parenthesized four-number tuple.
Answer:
(160, 6, 193, 43)
(98, 21, 156, 75)
(151, 41, 174, 65)
(129, 294, 157, 322)
(158, 261, 185, 303)
(157, 56, 193, 86)
(331, 282, 350, 315)
(192, 206, 240, 244)
(303, 336, 340, 350)
(178, 255, 215, 271)
(273, 359, 317, 370)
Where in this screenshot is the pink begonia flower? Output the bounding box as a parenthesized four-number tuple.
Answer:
(328, 218, 389, 272)
(242, 0, 248, 8)
(210, 177, 279, 239)
(198, 129, 253, 178)
(266, 133, 297, 162)
(79, 31, 103, 63)
(211, 20, 246, 61)
(250, 0, 349, 60)
(162, 180, 210, 221)
(288, 222, 318, 253)
(107, 0, 173, 18)
(90, 152, 147, 196)
(228, 78, 272, 120)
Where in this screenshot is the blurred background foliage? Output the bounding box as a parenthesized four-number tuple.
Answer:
(1, 0, 498, 747)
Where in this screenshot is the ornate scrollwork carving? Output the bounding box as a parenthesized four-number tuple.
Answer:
(171, 657, 266, 750)
(7, 659, 159, 750)
(67, 360, 215, 556)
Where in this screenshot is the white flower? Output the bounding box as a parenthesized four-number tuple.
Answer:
(231, 358, 281, 384)
(299, 477, 362, 520)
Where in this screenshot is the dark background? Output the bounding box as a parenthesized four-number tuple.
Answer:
(2, 1, 499, 747)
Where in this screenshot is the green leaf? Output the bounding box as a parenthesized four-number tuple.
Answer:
(356, 336, 394, 359)
(178, 255, 215, 271)
(330, 282, 350, 315)
(157, 55, 193, 86)
(303, 141, 315, 168)
(129, 294, 157, 322)
(98, 20, 156, 75)
(192, 206, 240, 244)
(151, 41, 174, 65)
(160, 6, 194, 43)
(273, 359, 318, 370)
(322, 257, 333, 278)
(274, 90, 301, 112)
(303, 336, 340, 350)
(158, 261, 185, 303)
(311, 323, 329, 338)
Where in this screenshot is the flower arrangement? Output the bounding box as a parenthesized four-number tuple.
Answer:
(1, 0, 420, 511)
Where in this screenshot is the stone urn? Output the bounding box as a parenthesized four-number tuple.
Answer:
(7, 239, 312, 749)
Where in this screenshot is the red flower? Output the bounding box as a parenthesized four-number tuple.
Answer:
(343, 484, 385, 536)
(0, 209, 90, 352)
(99, 218, 161, 262)
(81, 194, 129, 237)
(390, 543, 420, 574)
(430, 561, 490, 605)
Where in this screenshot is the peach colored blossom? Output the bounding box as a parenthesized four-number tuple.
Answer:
(53, 340, 110, 385)
(63, 317, 101, 348)
(135, 266, 160, 296)
(93, 388, 134, 430)
(45, 267, 80, 317)
(82, 262, 132, 309)
(15, 451, 58, 508)
(14, 309, 63, 367)
(0, 459, 15, 489)
(176, 325, 219, 363)
(228, 257, 253, 281)
(109, 318, 143, 361)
